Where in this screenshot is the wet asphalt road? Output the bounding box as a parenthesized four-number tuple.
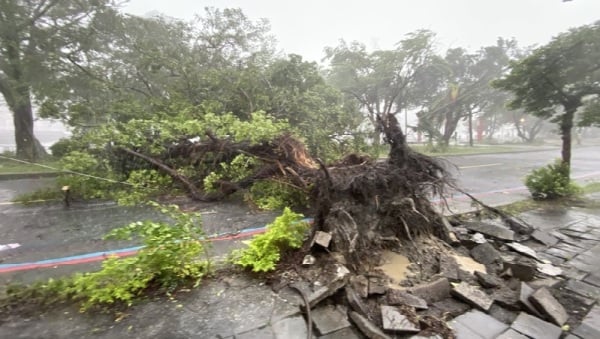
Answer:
(0, 145, 598, 284)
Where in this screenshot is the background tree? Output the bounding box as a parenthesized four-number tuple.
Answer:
(0, 0, 115, 160)
(494, 22, 600, 170)
(324, 30, 437, 150)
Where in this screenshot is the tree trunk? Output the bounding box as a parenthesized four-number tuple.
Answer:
(10, 89, 46, 161)
(468, 108, 473, 147)
(560, 108, 576, 174)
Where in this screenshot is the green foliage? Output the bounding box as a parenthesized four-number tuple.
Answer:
(1, 202, 211, 312)
(247, 181, 309, 211)
(234, 207, 309, 272)
(525, 160, 582, 200)
(203, 154, 258, 192)
(57, 151, 118, 200)
(49, 138, 78, 158)
(116, 170, 173, 206)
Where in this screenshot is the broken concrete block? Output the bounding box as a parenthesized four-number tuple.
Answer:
(474, 271, 504, 288)
(528, 278, 560, 290)
(529, 287, 568, 326)
(349, 311, 391, 339)
(408, 277, 450, 304)
(472, 232, 487, 244)
(451, 282, 493, 312)
(311, 305, 351, 336)
(511, 312, 562, 339)
(438, 254, 459, 282)
(506, 242, 539, 260)
(470, 242, 502, 265)
(312, 231, 332, 248)
(386, 289, 428, 309)
(380, 306, 420, 333)
(463, 221, 515, 241)
(519, 282, 543, 317)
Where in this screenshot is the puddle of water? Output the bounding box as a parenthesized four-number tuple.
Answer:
(377, 251, 410, 284)
(452, 254, 486, 274)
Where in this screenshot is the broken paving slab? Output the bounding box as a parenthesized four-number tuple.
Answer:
(438, 254, 459, 282)
(349, 311, 391, 339)
(537, 263, 562, 277)
(519, 282, 543, 317)
(506, 242, 539, 260)
(235, 326, 276, 339)
(386, 289, 428, 309)
(408, 277, 450, 304)
(380, 306, 420, 333)
(491, 286, 520, 311)
(311, 305, 351, 336)
(431, 298, 470, 318)
(573, 305, 600, 339)
(529, 287, 568, 326)
(567, 251, 600, 273)
(531, 230, 559, 247)
(463, 221, 515, 241)
(503, 259, 537, 281)
(470, 242, 502, 265)
(489, 304, 519, 324)
(510, 312, 562, 339)
(474, 271, 504, 288)
(449, 310, 509, 339)
(272, 315, 311, 339)
(345, 287, 369, 318)
(311, 231, 332, 248)
(450, 282, 493, 311)
(317, 327, 362, 339)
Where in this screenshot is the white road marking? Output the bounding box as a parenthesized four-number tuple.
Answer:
(459, 163, 503, 169)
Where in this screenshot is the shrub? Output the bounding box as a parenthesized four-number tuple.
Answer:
(525, 160, 582, 200)
(233, 207, 309, 272)
(1, 202, 212, 312)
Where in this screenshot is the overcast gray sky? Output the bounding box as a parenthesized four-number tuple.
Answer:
(125, 0, 599, 62)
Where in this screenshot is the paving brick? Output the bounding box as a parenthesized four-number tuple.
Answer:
(560, 266, 588, 280)
(529, 287, 568, 326)
(317, 327, 361, 339)
(489, 304, 519, 324)
(564, 279, 600, 300)
(272, 316, 311, 339)
(496, 328, 529, 339)
(567, 252, 600, 273)
(531, 230, 559, 247)
(474, 271, 504, 288)
(510, 312, 561, 339)
(584, 273, 600, 287)
(235, 326, 276, 339)
(449, 310, 509, 339)
(573, 305, 600, 339)
(311, 305, 351, 336)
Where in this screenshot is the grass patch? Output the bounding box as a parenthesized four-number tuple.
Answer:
(583, 181, 600, 194)
(409, 144, 526, 156)
(0, 156, 61, 174)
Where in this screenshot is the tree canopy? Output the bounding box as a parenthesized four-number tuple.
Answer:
(494, 21, 600, 167)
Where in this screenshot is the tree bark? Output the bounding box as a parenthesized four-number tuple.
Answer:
(468, 107, 474, 147)
(560, 108, 575, 170)
(7, 88, 47, 161)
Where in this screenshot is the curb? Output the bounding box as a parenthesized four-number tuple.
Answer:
(0, 172, 60, 181)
